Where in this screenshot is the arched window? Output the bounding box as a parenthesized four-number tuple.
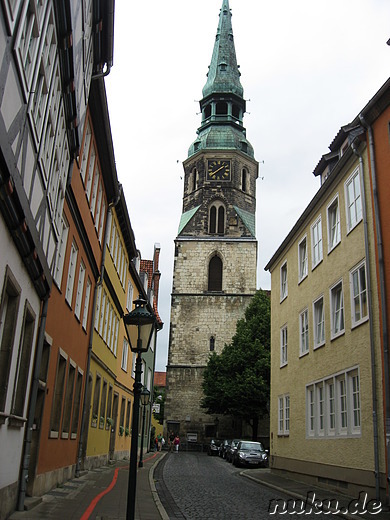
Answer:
(209, 202, 225, 235)
(242, 168, 247, 192)
(208, 255, 222, 292)
(210, 336, 215, 351)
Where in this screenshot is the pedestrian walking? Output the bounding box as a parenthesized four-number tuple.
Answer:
(157, 433, 163, 451)
(168, 431, 175, 452)
(174, 434, 180, 452)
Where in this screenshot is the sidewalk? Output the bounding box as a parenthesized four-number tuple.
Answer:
(9, 451, 167, 520)
(242, 468, 390, 520)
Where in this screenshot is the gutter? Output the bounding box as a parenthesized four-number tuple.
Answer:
(351, 140, 381, 501)
(359, 114, 390, 505)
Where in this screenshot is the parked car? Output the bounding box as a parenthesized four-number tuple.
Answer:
(218, 439, 231, 458)
(225, 439, 241, 462)
(207, 439, 222, 456)
(232, 441, 268, 468)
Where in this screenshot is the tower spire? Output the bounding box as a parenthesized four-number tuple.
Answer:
(203, 0, 243, 98)
(188, 0, 254, 159)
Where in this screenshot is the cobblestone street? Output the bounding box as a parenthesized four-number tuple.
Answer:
(155, 451, 331, 519)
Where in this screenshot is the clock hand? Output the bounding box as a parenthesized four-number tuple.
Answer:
(212, 165, 225, 175)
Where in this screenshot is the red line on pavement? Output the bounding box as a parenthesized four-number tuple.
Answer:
(79, 452, 159, 519)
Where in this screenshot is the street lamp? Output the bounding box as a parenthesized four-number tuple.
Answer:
(123, 298, 155, 520)
(138, 387, 151, 468)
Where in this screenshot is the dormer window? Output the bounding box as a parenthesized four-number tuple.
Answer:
(219, 62, 227, 71)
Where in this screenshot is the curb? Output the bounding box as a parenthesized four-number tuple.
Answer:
(149, 452, 169, 520)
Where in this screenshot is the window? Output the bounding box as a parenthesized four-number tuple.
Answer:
(307, 368, 360, 438)
(280, 325, 288, 367)
(311, 217, 323, 269)
(126, 281, 134, 311)
(351, 372, 361, 431)
(191, 168, 197, 192)
(298, 236, 308, 282)
(91, 374, 101, 426)
(120, 396, 126, 428)
(330, 281, 344, 338)
(53, 214, 69, 288)
(100, 380, 107, 428)
(12, 302, 36, 417)
(280, 262, 287, 301)
(242, 168, 247, 192)
(0, 268, 21, 412)
(121, 338, 129, 371)
(327, 196, 341, 252)
(278, 394, 290, 435)
(209, 336, 215, 352)
(65, 241, 78, 306)
(208, 255, 222, 292)
(74, 261, 86, 320)
(50, 353, 67, 436)
(350, 262, 368, 327)
(82, 278, 92, 331)
(106, 385, 113, 429)
(345, 169, 362, 232)
(62, 363, 76, 438)
(209, 202, 225, 234)
(313, 296, 325, 348)
(317, 383, 324, 435)
(125, 400, 131, 431)
(299, 309, 309, 356)
(85, 143, 96, 201)
(71, 369, 83, 439)
(326, 380, 335, 434)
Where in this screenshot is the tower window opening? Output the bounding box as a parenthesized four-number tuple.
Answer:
(216, 102, 228, 115)
(204, 105, 212, 119)
(208, 255, 222, 292)
(232, 104, 240, 119)
(210, 336, 215, 351)
(209, 202, 225, 235)
(242, 168, 247, 192)
(191, 168, 197, 191)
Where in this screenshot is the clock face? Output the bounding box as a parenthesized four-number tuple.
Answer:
(207, 159, 231, 181)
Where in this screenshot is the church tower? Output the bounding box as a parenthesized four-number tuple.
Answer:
(165, 0, 258, 442)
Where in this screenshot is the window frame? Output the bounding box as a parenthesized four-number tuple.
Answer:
(280, 324, 288, 367)
(299, 308, 309, 357)
(330, 280, 345, 340)
(313, 295, 325, 349)
(311, 216, 323, 269)
(278, 394, 290, 436)
(298, 235, 308, 283)
(327, 194, 341, 253)
(350, 261, 368, 328)
(280, 261, 288, 302)
(345, 168, 363, 233)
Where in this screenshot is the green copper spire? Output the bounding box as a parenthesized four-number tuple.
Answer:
(202, 0, 243, 98)
(188, 0, 254, 159)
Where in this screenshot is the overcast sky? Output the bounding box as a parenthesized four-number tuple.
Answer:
(105, 0, 390, 371)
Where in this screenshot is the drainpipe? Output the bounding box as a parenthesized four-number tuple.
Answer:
(352, 140, 381, 501)
(75, 186, 121, 477)
(359, 114, 390, 505)
(17, 296, 50, 511)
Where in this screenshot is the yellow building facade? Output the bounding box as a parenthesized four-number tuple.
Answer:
(266, 131, 385, 500)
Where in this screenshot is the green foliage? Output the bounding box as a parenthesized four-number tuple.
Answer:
(153, 387, 166, 425)
(201, 290, 270, 435)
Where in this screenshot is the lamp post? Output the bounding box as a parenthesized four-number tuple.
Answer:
(138, 387, 151, 468)
(123, 298, 155, 520)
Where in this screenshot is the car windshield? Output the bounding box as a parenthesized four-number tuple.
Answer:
(239, 442, 264, 451)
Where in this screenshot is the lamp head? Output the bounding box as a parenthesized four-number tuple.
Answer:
(124, 298, 155, 353)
